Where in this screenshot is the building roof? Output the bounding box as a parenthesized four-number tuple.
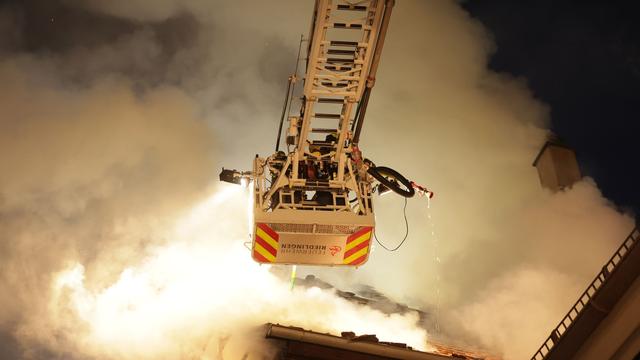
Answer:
(266, 323, 456, 360)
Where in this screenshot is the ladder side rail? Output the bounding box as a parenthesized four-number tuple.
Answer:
(353, 0, 395, 144)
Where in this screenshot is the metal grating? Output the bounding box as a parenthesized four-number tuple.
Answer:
(269, 223, 360, 235)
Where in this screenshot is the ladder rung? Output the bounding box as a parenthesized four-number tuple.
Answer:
(312, 128, 338, 133)
(316, 74, 358, 81)
(310, 89, 357, 97)
(330, 40, 359, 47)
(324, 65, 353, 72)
(314, 113, 342, 119)
(327, 49, 355, 55)
(317, 98, 344, 104)
(324, 63, 353, 68)
(321, 82, 348, 88)
(337, 4, 367, 11)
(332, 23, 363, 29)
(327, 58, 355, 63)
(310, 141, 335, 147)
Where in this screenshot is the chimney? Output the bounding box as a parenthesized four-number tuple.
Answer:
(532, 140, 582, 191)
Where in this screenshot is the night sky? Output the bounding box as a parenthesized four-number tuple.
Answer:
(463, 0, 640, 217)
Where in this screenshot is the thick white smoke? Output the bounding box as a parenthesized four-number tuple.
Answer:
(28, 187, 427, 359)
(0, 1, 634, 359)
(0, 55, 428, 360)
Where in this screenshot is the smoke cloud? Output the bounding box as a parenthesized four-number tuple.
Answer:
(0, 58, 216, 357)
(17, 187, 427, 359)
(0, 0, 634, 359)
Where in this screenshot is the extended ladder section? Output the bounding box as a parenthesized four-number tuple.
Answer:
(531, 226, 640, 360)
(290, 0, 392, 185)
(248, 0, 395, 267)
(296, 0, 386, 169)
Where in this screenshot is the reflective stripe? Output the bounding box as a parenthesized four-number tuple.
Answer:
(347, 226, 372, 243)
(253, 251, 271, 263)
(344, 238, 369, 259)
(257, 223, 279, 241)
(256, 227, 279, 251)
(255, 243, 276, 262)
(345, 231, 371, 252)
(255, 236, 277, 257)
(343, 246, 368, 264)
(349, 254, 367, 265)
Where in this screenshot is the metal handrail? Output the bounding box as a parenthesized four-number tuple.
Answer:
(530, 226, 640, 360)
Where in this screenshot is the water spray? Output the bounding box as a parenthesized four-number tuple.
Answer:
(289, 265, 297, 291)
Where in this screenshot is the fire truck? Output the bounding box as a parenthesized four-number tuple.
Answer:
(220, 0, 431, 267)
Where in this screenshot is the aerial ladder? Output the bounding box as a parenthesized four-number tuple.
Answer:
(220, 0, 432, 267)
